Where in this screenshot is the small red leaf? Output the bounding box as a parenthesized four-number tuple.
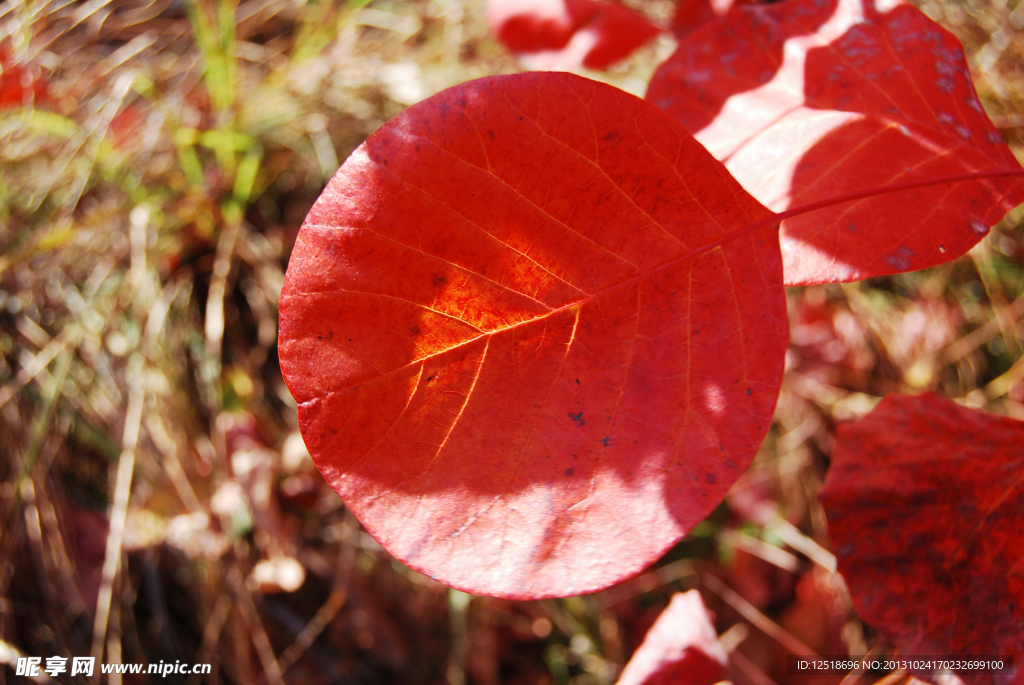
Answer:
(279, 73, 788, 599)
(488, 0, 661, 70)
(0, 47, 48, 110)
(670, 0, 719, 38)
(820, 393, 1024, 675)
(670, 0, 760, 38)
(648, 0, 1024, 285)
(109, 104, 145, 151)
(616, 590, 728, 685)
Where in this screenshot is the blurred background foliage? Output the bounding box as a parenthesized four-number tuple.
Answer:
(0, 0, 1021, 684)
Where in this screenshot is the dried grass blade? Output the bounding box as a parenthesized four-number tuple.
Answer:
(89, 362, 145, 679)
(701, 572, 818, 657)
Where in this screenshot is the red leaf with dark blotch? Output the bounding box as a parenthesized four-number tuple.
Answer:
(488, 0, 661, 70)
(616, 590, 728, 685)
(278, 72, 788, 599)
(820, 393, 1024, 677)
(647, 0, 1024, 285)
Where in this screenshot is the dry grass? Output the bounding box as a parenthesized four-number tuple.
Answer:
(0, 1, 1021, 684)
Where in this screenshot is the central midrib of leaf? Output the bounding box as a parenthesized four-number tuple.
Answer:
(295, 229, 760, 404)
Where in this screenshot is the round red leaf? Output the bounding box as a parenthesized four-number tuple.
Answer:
(279, 73, 787, 599)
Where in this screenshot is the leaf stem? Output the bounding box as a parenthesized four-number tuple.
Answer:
(772, 166, 1024, 225)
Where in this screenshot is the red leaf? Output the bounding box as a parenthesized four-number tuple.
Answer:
(670, 0, 760, 38)
(488, 0, 661, 70)
(670, 0, 719, 37)
(616, 590, 728, 685)
(109, 104, 145, 151)
(279, 72, 788, 599)
(0, 47, 48, 110)
(820, 393, 1024, 675)
(647, 0, 1024, 285)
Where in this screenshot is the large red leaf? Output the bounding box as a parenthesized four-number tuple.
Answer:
(278, 72, 788, 599)
(488, 0, 661, 70)
(820, 393, 1024, 677)
(616, 590, 728, 685)
(647, 0, 1024, 285)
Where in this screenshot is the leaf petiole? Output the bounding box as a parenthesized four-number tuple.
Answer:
(773, 167, 1024, 226)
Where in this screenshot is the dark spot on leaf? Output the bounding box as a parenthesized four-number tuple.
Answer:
(884, 246, 916, 271)
(747, 388, 752, 396)
(568, 411, 585, 426)
(600, 436, 611, 447)
(565, 468, 574, 476)
(705, 473, 716, 484)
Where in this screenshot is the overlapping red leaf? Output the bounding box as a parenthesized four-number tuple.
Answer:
(648, 0, 1024, 285)
(820, 393, 1024, 678)
(488, 0, 661, 70)
(279, 72, 788, 599)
